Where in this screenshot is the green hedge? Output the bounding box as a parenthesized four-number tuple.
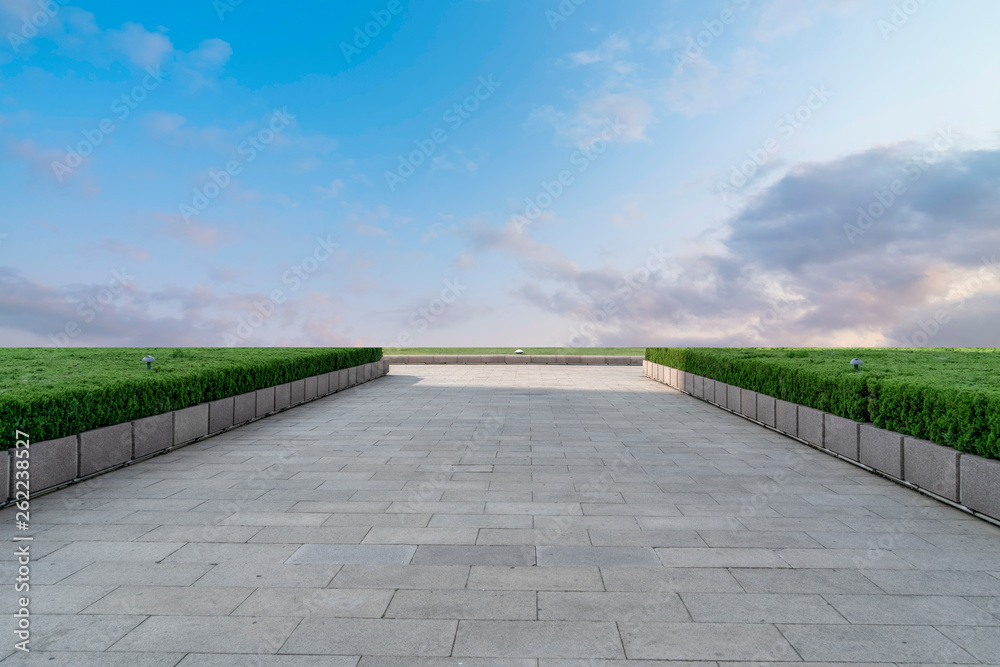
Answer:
(645, 347, 1000, 459)
(1, 347, 382, 449)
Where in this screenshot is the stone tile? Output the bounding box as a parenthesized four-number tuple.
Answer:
(682, 593, 846, 623)
(453, 620, 624, 659)
(729, 568, 883, 594)
(798, 406, 824, 447)
(536, 546, 661, 567)
(861, 569, 1000, 596)
(386, 589, 536, 620)
(233, 587, 393, 618)
(60, 562, 212, 587)
(960, 454, 1000, 519)
(109, 616, 301, 654)
(937, 625, 1000, 664)
(193, 562, 339, 587)
(179, 656, 356, 667)
(778, 624, 975, 663)
(1, 652, 184, 666)
(25, 585, 116, 614)
(280, 618, 457, 656)
(25, 615, 145, 652)
(468, 566, 604, 591)
(825, 594, 1000, 625)
(362, 527, 479, 545)
(82, 586, 253, 615)
(601, 567, 743, 593)
(332, 565, 470, 589)
(410, 545, 535, 566)
(538, 591, 688, 621)
(287, 543, 416, 565)
(619, 622, 798, 661)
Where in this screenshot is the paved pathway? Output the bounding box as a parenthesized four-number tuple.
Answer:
(3, 365, 1000, 665)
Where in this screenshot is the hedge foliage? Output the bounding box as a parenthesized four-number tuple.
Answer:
(645, 347, 1000, 459)
(0, 347, 382, 449)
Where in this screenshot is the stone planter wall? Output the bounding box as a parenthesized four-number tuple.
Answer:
(643, 360, 1000, 523)
(386, 354, 643, 365)
(3, 359, 389, 504)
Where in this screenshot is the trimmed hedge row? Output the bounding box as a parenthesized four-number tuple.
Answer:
(1, 347, 381, 449)
(646, 347, 1000, 460)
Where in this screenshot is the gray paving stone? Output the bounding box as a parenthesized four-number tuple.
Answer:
(233, 587, 393, 617)
(536, 546, 661, 567)
(730, 568, 883, 594)
(468, 566, 604, 591)
(332, 565, 471, 589)
(386, 589, 536, 620)
(538, 591, 688, 621)
(825, 594, 1000, 625)
(280, 618, 457, 656)
(287, 543, 416, 565)
(82, 585, 252, 615)
(682, 593, 846, 623)
(109, 616, 302, 654)
(453, 620, 624, 659)
(410, 545, 535, 566)
(178, 656, 357, 667)
(777, 624, 976, 663)
(0, 652, 184, 666)
(619, 622, 798, 661)
(25, 615, 146, 652)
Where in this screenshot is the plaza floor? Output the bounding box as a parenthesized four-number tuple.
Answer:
(2, 364, 1000, 665)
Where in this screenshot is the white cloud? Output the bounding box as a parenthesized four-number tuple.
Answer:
(662, 48, 765, 117)
(314, 178, 345, 197)
(752, 0, 859, 42)
(106, 22, 173, 69)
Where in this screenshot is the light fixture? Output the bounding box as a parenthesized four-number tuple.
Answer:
(850, 358, 863, 371)
(514, 349, 524, 354)
(142, 355, 155, 370)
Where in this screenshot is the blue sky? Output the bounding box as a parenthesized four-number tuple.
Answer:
(2, 0, 999, 348)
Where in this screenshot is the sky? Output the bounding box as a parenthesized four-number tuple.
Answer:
(1, 0, 998, 349)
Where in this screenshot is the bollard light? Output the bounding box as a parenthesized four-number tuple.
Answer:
(514, 349, 524, 354)
(850, 358, 863, 371)
(142, 355, 156, 370)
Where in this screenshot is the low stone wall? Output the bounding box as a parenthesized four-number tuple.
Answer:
(644, 360, 1000, 523)
(386, 354, 643, 365)
(3, 359, 389, 504)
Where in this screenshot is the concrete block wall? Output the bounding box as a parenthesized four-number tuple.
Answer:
(644, 360, 1000, 523)
(5, 360, 387, 503)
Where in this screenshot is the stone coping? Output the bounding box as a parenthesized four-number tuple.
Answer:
(644, 360, 1000, 524)
(2, 359, 389, 505)
(386, 354, 643, 365)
